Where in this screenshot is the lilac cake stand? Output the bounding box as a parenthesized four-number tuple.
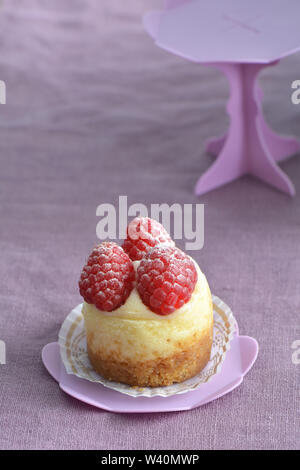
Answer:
(42, 322, 258, 413)
(144, 0, 300, 196)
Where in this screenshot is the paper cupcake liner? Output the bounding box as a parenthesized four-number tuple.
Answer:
(58, 295, 236, 398)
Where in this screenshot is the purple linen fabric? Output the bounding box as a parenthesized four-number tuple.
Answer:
(0, 0, 299, 450)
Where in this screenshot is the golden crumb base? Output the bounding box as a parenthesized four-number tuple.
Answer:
(86, 325, 213, 387)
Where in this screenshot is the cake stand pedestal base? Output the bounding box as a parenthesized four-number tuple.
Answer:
(195, 62, 300, 196)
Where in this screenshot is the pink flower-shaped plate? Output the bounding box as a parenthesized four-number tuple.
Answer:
(42, 322, 258, 413)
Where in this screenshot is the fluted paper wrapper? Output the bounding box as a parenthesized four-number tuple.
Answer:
(59, 295, 236, 398)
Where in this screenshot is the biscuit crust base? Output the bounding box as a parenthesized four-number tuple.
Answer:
(87, 326, 213, 387)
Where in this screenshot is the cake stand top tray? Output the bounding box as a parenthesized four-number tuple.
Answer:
(147, 0, 300, 64)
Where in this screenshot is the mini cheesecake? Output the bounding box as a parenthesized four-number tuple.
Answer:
(79, 218, 213, 388)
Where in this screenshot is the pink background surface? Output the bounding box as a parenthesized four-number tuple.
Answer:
(0, 0, 299, 450)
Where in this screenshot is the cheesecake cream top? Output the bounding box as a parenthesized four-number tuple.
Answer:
(83, 258, 210, 321)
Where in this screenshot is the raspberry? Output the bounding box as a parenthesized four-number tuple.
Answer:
(136, 246, 198, 315)
(78, 242, 135, 312)
(122, 217, 175, 261)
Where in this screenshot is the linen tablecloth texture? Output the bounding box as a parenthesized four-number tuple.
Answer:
(0, 0, 299, 450)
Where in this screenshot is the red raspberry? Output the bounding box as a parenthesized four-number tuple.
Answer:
(136, 246, 198, 315)
(122, 217, 175, 261)
(78, 242, 135, 312)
